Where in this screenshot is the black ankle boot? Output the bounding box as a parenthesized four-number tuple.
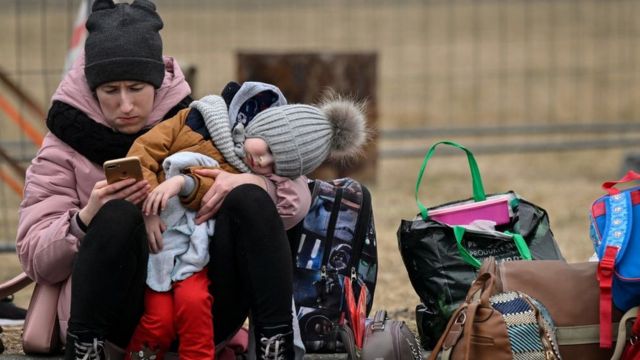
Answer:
(0, 295, 27, 325)
(255, 324, 294, 360)
(65, 331, 106, 360)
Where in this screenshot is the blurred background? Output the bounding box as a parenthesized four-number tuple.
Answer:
(0, 0, 639, 320)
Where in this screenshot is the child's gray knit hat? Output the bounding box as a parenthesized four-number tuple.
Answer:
(238, 95, 368, 178)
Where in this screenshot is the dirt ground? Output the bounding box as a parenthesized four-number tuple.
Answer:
(0, 148, 629, 355)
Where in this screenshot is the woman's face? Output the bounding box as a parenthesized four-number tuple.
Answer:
(243, 137, 275, 175)
(95, 81, 155, 134)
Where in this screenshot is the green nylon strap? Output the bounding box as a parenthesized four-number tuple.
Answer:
(415, 141, 486, 221)
(453, 226, 532, 268)
(505, 230, 532, 261)
(453, 226, 482, 268)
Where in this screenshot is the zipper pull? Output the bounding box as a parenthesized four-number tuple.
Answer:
(316, 265, 328, 305)
(350, 266, 357, 282)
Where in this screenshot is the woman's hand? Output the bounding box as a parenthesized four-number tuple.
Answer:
(78, 178, 150, 225)
(143, 176, 184, 216)
(144, 214, 166, 253)
(193, 169, 264, 224)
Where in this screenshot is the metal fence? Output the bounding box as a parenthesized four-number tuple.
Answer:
(1, 0, 639, 247)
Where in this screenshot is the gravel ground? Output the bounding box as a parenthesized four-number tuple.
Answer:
(0, 326, 24, 356)
(0, 309, 417, 357)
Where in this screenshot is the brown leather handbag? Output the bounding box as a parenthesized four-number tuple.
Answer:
(429, 271, 561, 360)
(481, 259, 622, 360)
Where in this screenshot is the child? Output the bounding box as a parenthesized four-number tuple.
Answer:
(123, 82, 301, 360)
(223, 88, 369, 359)
(125, 83, 367, 360)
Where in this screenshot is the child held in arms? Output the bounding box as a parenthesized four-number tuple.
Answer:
(125, 81, 368, 360)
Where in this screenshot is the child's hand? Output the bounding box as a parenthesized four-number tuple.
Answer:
(143, 214, 166, 253)
(143, 176, 185, 216)
(79, 178, 149, 226)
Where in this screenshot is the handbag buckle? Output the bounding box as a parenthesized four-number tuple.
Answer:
(371, 321, 385, 331)
(371, 310, 386, 331)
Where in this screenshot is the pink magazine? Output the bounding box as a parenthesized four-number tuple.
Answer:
(429, 194, 512, 226)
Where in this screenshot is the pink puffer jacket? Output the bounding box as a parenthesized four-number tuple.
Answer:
(16, 52, 191, 339)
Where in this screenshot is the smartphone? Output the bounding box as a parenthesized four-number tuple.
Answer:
(103, 156, 144, 184)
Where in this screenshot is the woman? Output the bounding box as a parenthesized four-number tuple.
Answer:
(16, 0, 190, 358)
(17, 0, 301, 359)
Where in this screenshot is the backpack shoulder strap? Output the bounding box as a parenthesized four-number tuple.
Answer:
(598, 190, 633, 348)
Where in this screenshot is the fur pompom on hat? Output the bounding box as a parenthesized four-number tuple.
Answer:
(241, 94, 368, 178)
(84, 0, 165, 90)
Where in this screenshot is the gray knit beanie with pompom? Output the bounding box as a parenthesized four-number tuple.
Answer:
(239, 94, 368, 178)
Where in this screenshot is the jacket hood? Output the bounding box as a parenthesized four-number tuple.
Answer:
(51, 51, 191, 129)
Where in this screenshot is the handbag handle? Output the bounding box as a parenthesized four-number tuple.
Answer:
(415, 141, 486, 221)
(429, 274, 494, 360)
(611, 306, 639, 360)
(602, 170, 640, 195)
(461, 273, 495, 360)
(453, 226, 532, 268)
(428, 304, 468, 360)
(463, 272, 495, 306)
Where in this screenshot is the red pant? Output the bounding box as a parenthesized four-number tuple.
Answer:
(126, 269, 214, 360)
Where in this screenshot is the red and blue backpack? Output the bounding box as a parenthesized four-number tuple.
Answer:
(590, 170, 640, 348)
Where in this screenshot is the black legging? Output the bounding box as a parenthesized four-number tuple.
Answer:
(68, 185, 294, 348)
(68, 199, 148, 348)
(208, 184, 294, 344)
